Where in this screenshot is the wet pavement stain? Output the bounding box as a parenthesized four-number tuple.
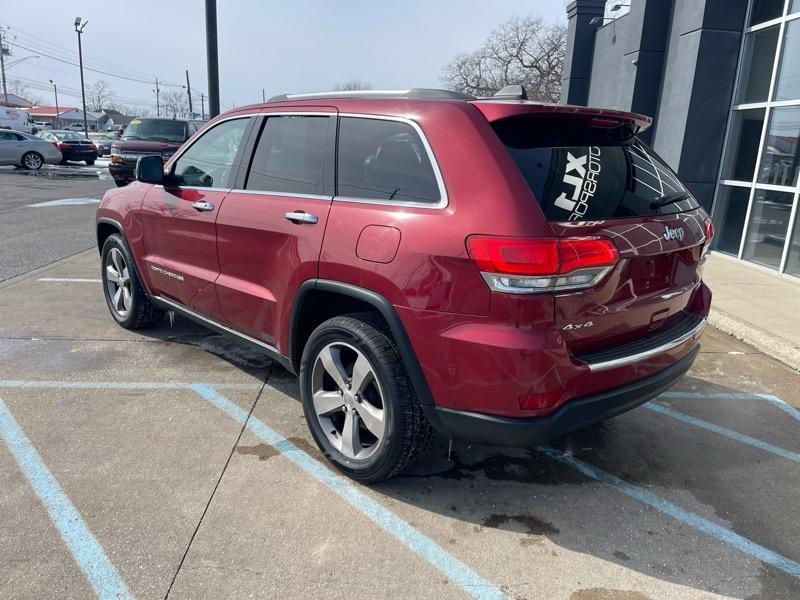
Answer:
(235, 443, 279, 461)
(613, 550, 631, 561)
(286, 436, 326, 462)
(482, 513, 560, 547)
(408, 449, 590, 485)
(570, 589, 650, 600)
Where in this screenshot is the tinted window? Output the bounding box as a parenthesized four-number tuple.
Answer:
(0, 131, 16, 141)
(497, 137, 698, 221)
(54, 131, 83, 141)
(172, 117, 250, 188)
(245, 116, 330, 195)
(337, 117, 440, 203)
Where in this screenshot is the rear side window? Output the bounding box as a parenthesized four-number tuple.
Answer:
(337, 117, 440, 203)
(245, 116, 331, 195)
(494, 124, 699, 221)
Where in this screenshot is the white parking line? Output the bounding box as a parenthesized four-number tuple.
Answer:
(38, 278, 102, 283)
(26, 198, 100, 208)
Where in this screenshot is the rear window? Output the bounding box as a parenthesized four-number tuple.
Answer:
(337, 117, 440, 204)
(493, 123, 699, 221)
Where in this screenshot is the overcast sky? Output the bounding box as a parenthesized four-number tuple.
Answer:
(1, 0, 567, 115)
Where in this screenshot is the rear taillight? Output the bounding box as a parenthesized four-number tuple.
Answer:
(467, 236, 619, 294)
(702, 217, 714, 258)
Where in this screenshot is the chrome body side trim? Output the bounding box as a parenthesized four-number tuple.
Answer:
(585, 318, 707, 372)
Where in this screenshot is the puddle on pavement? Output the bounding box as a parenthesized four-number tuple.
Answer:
(7, 165, 110, 181)
(236, 443, 279, 461)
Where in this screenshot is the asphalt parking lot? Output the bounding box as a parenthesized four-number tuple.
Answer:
(1, 172, 799, 599)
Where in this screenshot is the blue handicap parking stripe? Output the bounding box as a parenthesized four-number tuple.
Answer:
(645, 402, 800, 463)
(0, 395, 133, 599)
(190, 383, 508, 600)
(538, 445, 800, 578)
(661, 390, 800, 423)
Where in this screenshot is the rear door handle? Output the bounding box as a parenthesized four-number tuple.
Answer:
(191, 201, 215, 212)
(285, 211, 318, 224)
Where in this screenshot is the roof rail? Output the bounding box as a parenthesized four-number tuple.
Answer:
(268, 88, 476, 102)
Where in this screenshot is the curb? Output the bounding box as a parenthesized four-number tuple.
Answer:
(708, 307, 800, 373)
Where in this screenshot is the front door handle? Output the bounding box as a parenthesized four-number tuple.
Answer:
(191, 201, 215, 212)
(285, 211, 318, 224)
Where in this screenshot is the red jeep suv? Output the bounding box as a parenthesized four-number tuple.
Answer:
(96, 87, 712, 482)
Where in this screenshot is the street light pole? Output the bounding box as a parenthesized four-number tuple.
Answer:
(185, 70, 193, 117)
(205, 0, 220, 118)
(74, 17, 89, 137)
(200, 92, 206, 120)
(49, 80, 59, 129)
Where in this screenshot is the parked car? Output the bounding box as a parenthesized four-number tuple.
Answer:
(109, 118, 199, 186)
(96, 87, 713, 482)
(0, 129, 62, 169)
(0, 107, 38, 134)
(64, 122, 88, 132)
(37, 130, 98, 165)
(90, 131, 119, 157)
(33, 121, 52, 131)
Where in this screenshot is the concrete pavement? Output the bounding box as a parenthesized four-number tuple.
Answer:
(704, 254, 800, 371)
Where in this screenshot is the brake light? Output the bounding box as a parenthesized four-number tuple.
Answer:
(701, 217, 714, 259)
(467, 236, 619, 294)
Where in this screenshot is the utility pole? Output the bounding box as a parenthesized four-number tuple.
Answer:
(185, 70, 193, 117)
(49, 80, 59, 128)
(262, 88, 265, 103)
(1, 28, 9, 105)
(74, 18, 89, 137)
(200, 92, 206, 120)
(153, 77, 160, 117)
(205, 0, 220, 118)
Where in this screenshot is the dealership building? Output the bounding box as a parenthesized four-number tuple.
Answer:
(562, 0, 800, 278)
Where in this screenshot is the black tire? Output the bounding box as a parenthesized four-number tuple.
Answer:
(59, 158, 68, 165)
(20, 151, 44, 171)
(85, 159, 96, 166)
(300, 313, 433, 482)
(100, 233, 164, 329)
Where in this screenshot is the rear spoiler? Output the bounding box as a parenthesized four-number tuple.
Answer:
(471, 101, 652, 134)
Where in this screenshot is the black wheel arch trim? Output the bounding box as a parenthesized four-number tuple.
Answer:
(96, 217, 124, 252)
(290, 279, 434, 406)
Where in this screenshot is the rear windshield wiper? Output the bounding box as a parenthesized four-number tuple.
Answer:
(651, 190, 689, 209)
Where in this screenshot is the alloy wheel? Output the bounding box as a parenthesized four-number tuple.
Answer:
(23, 153, 42, 170)
(311, 342, 386, 461)
(104, 247, 132, 318)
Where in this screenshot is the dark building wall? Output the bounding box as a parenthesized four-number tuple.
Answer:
(562, 0, 749, 210)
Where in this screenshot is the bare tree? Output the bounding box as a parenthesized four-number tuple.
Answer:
(334, 80, 372, 91)
(86, 80, 115, 112)
(441, 16, 567, 102)
(7, 80, 41, 105)
(160, 89, 189, 119)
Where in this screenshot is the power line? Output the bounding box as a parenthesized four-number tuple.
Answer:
(8, 39, 185, 87)
(5, 25, 162, 81)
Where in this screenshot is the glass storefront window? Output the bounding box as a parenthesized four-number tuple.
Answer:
(785, 210, 800, 276)
(775, 19, 800, 101)
(742, 189, 794, 268)
(757, 106, 800, 186)
(736, 26, 780, 104)
(713, 186, 752, 255)
(721, 108, 766, 180)
(791, 0, 800, 15)
(749, 0, 785, 25)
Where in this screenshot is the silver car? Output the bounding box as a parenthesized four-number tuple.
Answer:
(0, 129, 62, 170)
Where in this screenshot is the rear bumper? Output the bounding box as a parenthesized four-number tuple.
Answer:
(422, 345, 699, 446)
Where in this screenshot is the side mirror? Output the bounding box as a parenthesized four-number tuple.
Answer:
(135, 155, 164, 184)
